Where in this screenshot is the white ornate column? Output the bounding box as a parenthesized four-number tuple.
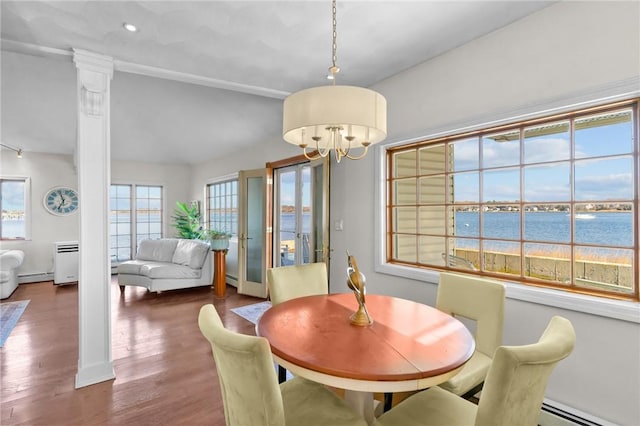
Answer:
(73, 49, 115, 388)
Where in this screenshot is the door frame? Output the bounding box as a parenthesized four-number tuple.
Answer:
(267, 154, 330, 269)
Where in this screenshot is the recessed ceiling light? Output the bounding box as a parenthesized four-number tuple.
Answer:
(123, 23, 138, 33)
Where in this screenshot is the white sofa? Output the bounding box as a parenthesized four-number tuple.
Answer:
(1, 249, 25, 299)
(117, 238, 213, 293)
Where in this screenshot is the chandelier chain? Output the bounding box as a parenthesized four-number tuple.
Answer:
(331, 0, 337, 68)
(329, 0, 339, 82)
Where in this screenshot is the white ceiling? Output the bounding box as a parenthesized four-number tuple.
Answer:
(1, 0, 555, 165)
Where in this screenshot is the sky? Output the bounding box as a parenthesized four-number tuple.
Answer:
(277, 165, 311, 207)
(450, 112, 634, 204)
(1, 180, 25, 211)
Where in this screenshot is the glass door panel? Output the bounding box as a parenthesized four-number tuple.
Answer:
(238, 169, 267, 298)
(274, 157, 330, 267)
(276, 164, 311, 266)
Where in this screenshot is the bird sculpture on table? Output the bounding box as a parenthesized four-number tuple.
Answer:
(346, 250, 373, 326)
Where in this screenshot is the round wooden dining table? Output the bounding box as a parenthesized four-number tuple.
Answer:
(257, 293, 475, 425)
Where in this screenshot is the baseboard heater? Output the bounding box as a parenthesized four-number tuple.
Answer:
(541, 403, 603, 426)
(54, 241, 79, 285)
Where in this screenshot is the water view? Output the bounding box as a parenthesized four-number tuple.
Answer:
(454, 211, 633, 249)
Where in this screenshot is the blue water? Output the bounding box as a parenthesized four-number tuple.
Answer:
(279, 213, 311, 238)
(6, 211, 631, 252)
(454, 211, 633, 249)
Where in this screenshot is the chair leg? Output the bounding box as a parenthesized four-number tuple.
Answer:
(383, 392, 393, 412)
(461, 382, 484, 401)
(278, 365, 287, 384)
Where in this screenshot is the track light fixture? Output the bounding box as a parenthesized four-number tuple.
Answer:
(0, 143, 23, 158)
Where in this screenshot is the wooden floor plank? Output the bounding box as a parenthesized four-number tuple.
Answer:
(1, 279, 262, 425)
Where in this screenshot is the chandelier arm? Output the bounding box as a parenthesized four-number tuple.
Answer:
(303, 147, 322, 161)
(341, 142, 351, 157)
(344, 145, 370, 161)
(315, 136, 332, 158)
(336, 134, 353, 159)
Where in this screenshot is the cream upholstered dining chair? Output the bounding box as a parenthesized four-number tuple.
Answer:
(198, 304, 367, 426)
(435, 272, 506, 399)
(267, 262, 328, 306)
(376, 315, 576, 426)
(267, 262, 328, 382)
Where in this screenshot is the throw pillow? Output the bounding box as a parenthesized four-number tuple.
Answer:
(172, 239, 210, 269)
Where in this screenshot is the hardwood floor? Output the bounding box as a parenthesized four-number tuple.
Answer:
(1, 279, 264, 425)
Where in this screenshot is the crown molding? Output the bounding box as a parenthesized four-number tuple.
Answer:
(2, 39, 72, 59)
(1, 39, 289, 100)
(114, 60, 289, 99)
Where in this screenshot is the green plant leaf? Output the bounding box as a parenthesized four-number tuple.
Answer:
(172, 201, 202, 239)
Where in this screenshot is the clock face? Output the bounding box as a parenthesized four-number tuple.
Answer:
(44, 187, 79, 216)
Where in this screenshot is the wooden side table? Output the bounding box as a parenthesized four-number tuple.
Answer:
(212, 249, 227, 298)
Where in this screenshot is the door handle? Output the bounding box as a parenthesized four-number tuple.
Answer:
(240, 234, 253, 249)
(315, 247, 334, 257)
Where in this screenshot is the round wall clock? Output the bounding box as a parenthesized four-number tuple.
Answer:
(44, 187, 79, 216)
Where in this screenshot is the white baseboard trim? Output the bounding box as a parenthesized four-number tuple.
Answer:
(18, 272, 53, 284)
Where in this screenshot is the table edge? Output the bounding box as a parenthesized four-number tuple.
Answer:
(273, 354, 465, 393)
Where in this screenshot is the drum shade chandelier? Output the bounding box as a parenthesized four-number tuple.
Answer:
(282, 0, 387, 163)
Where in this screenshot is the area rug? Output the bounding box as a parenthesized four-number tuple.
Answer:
(0, 300, 30, 347)
(230, 301, 272, 324)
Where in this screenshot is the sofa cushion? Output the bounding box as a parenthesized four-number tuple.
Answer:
(140, 262, 202, 279)
(136, 239, 178, 262)
(117, 260, 148, 275)
(172, 239, 210, 269)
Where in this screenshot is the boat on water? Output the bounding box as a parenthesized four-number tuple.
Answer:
(574, 213, 596, 219)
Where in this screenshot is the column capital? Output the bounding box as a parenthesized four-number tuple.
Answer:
(73, 49, 114, 77)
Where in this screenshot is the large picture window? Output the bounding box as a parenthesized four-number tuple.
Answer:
(387, 100, 639, 300)
(110, 184, 163, 262)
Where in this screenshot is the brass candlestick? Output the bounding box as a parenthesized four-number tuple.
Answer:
(346, 251, 373, 326)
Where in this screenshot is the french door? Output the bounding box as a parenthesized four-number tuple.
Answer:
(237, 168, 268, 298)
(273, 157, 330, 268)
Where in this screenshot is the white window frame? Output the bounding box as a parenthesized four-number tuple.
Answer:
(109, 182, 164, 264)
(205, 172, 239, 239)
(0, 176, 32, 241)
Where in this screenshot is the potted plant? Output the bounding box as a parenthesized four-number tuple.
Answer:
(202, 228, 232, 251)
(172, 201, 202, 239)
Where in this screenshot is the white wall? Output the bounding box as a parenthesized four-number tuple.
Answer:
(1, 152, 79, 276)
(330, 2, 639, 425)
(1, 153, 191, 277)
